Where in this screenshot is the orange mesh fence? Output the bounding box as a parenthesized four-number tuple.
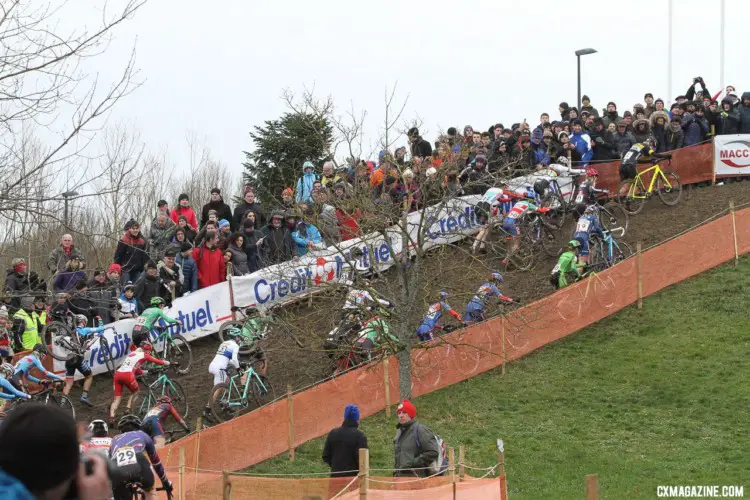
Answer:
(163, 201, 748, 497)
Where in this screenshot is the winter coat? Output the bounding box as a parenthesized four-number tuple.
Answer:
(336, 209, 361, 242)
(393, 421, 439, 477)
(226, 243, 250, 276)
(86, 279, 118, 324)
(315, 203, 341, 244)
(114, 231, 149, 273)
(192, 243, 226, 288)
(292, 222, 323, 256)
(666, 124, 685, 150)
(410, 137, 433, 159)
(738, 92, 750, 134)
(259, 224, 296, 265)
(200, 197, 233, 228)
(533, 146, 550, 167)
(148, 220, 176, 262)
(158, 261, 183, 298)
(232, 202, 265, 230)
(602, 111, 622, 127)
(134, 272, 169, 307)
(613, 131, 636, 157)
(170, 205, 199, 230)
(719, 99, 741, 135)
(589, 129, 617, 162)
(632, 118, 652, 144)
(681, 113, 709, 146)
(459, 166, 493, 194)
(47, 245, 86, 275)
(4, 270, 30, 309)
(322, 420, 368, 477)
(580, 104, 599, 118)
(53, 270, 87, 293)
(295, 167, 318, 204)
(241, 228, 263, 273)
(569, 132, 593, 165)
(176, 253, 198, 293)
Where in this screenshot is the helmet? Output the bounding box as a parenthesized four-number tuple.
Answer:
(584, 204, 598, 216)
(88, 419, 109, 437)
(117, 414, 142, 432)
(439, 291, 449, 300)
(244, 307, 259, 316)
(32, 343, 47, 356)
(75, 314, 88, 326)
(568, 240, 581, 248)
(586, 167, 599, 177)
(525, 187, 537, 200)
(150, 296, 166, 307)
(156, 395, 172, 405)
(533, 179, 550, 197)
(140, 341, 153, 352)
(491, 272, 504, 283)
(645, 136, 655, 146)
(225, 327, 242, 339)
(556, 156, 569, 167)
(0, 363, 14, 378)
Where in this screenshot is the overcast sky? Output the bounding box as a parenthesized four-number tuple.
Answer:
(73, 0, 749, 178)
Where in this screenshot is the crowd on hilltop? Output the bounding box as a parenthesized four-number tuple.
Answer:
(2, 77, 749, 330)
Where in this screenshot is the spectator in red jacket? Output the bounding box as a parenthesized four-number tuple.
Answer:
(192, 233, 226, 289)
(170, 193, 199, 231)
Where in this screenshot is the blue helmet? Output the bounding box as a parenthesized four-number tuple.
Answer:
(439, 291, 449, 300)
(491, 272, 504, 283)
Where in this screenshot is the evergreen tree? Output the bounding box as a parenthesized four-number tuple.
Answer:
(242, 112, 333, 204)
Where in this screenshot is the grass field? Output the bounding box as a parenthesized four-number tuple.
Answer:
(247, 258, 750, 499)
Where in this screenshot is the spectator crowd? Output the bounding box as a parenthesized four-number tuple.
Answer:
(3, 77, 749, 329)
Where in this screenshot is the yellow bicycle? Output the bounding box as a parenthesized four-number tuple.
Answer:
(619, 157, 682, 215)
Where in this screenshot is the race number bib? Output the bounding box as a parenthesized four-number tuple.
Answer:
(551, 263, 560, 273)
(622, 149, 636, 163)
(576, 219, 591, 233)
(134, 316, 146, 328)
(115, 447, 137, 467)
(575, 193, 584, 203)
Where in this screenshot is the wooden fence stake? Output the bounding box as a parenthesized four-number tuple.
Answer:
(498, 440, 508, 500)
(227, 266, 236, 321)
(178, 447, 185, 500)
(287, 384, 295, 461)
(193, 416, 202, 493)
(711, 132, 717, 186)
(449, 447, 457, 500)
(458, 445, 465, 479)
(500, 316, 506, 376)
(730, 201, 739, 265)
(586, 473, 600, 500)
(383, 357, 391, 417)
(636, 242, 643, 309)
(359, 448, 369, 500)
(222, 471, 232, 500)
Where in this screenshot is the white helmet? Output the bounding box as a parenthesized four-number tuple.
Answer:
(556, 156, 569, 167)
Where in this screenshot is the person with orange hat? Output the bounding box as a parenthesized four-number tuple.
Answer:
(393, 400, 439, 477)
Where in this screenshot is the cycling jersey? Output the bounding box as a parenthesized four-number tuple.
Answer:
(143, 401, 187, 438)
(208, 339, 240, 385)
(576, 180, 606, 206)
(573, 214, 604, 257)
(133, 307, 178, 332)
(241, 316, 271, 343)
(552, 251, 583, 289)
(467, 283, 513, 309)
(13, 354, 61, 384)
(621, 143, 652, 167)
(80, 436, 112, 455)
(479, 188, 520, 219)
(109, 431, 167, 491)
(416, 301, 462, 342)
(343, 289, 390, 310)
(113, 350, 167, 397)
(503, 200, 539, 236)
(0, 377, 29, 400)
(356, 318, 398, 347)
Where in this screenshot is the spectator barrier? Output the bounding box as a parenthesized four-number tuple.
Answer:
(156, 195, 749, 497)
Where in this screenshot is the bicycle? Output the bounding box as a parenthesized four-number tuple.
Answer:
(589, 230, 633, 270)
(16, 379, 75, 419)
(120, 481, 173, 500)
(149, 324, 192, 375)
(209, 364, 275, 423)
(619, 157, 682, 215)
(133, 365, 188, 420)
(217, 306, 272, 355)
(47, 321, 115, 377)
(505, 208, 564, 271)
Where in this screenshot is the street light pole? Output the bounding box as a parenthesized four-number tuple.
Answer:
(719, 0, 725, 91)
(61, 190, 79, 229)
(574, 48, 598, 110)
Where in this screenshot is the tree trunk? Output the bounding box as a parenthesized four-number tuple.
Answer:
(397, 344, 412, 400)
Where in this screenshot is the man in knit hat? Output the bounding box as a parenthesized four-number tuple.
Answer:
(322, 404, 368, 477)
(393, 399, 439, 477)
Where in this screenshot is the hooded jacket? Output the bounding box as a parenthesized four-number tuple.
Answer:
(613, 130, 636, 157)
(589, 128, 617, 162)
(569, 130, 593, 165)
(739, 92, 750, 134)
(666, 122, 685, 150)
(602, 111, 622, 127)
(632, 118, 652, 144)
(175, 252, 198, 293)
(4, 270, 30, 309)
(52, 270, 86, 293)
(650, 111, 671, 152)
(719, 98, 741, 135)
(192, 243, 226, 288)
(322, 419, 368, 477)
(681, 112, 709, 146)
(200, 196, 233, 228)
(393, 420, 439, 477)
(232, 201, 265, 230)
(580, 104, 599, 118)
(170, 205, 198, 230)
(259, 223, 296, 265)
(148, 218, 176, 262)
(226, 242, 250, 276)
(295, 162, 318, 203)
(158, 260, 183, 298)
(114, 231, 149, 273)
(292, 222, 323, 256)
(241, 221, 263, 273)
(134, 271, 169, 306)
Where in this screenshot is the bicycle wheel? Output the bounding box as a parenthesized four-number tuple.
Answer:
(43, 322, 76, 361)
(133, 383, 153, 418)
(656, 169, 682, 206)
(611, 240, 633, 266)
(540, 192, 566, 229)
(161, 378, 188, 419)
(98, 337, 115, 378)
(209, 383, 240, 423)
(165, 334, 192, 375)
(618, 179, 647, 215)
(251, 374, 276, 407)
(538, 225, 564, 258)
(217, 321, 245, 343)
(600, 202, 629, 238)
(46, 393, 75, 420)
(588, 238, 605, 269)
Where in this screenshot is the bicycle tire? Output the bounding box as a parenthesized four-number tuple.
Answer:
(165, 334, 192, 375)
(99, 337, 115, 378)
(161, 378, 188, 420)
(47, 392, 75, 420)
(209, 383, 240, 423)
(251, 374, 276, 407)
(43, 321, 76, 361)
(656, 169, 682, 206)
(217, 320, 245, 343)
(133, 383, 153, 418)
(540, 191, 567, 229)
(539, 225, 564, 258)
(600, 202, 629, 238)
(611, 240, 633, 266)
(618, 180, 647, 215)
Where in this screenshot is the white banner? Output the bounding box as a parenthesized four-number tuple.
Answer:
(714, 134, 750, 175)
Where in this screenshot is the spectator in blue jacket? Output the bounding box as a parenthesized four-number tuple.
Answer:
(296, 161, 319, 203)
(530, 129, 550, 167)
(682, 107, 709, 147)
(292, 220, 324, 256)
(176, 242, 198, 293)
(569, 119, 593, 165)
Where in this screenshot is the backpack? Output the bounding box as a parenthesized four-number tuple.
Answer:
(414, 423, 449, 476)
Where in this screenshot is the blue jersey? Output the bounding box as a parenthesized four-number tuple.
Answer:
(0, 377, 29, 400)
(419, 301, 459, 329)
(110, 430, 166, 481)
(469, 283, 502, 308)
(13, 354, 61, 384)
(573, 214, 604, 241)
(76, 325, 105, 338)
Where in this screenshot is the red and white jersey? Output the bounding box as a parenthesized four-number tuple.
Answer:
(80, 437, 112, 454)
(117, 350, 164, 374)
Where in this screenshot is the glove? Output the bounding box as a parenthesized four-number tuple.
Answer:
(163, 361, 171, 366)
(162, 480, 173, 492)
(40, 379, 52, 387)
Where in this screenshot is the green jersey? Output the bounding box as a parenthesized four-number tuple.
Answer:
(134, 307, 178, 331)
(241, 315, 272, 343)
(357, 319, 398, 347)
(554, 251, 583, 288)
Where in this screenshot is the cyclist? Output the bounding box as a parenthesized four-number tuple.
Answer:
(576, 167, 608, 210)
(13, 344, 62, 391)
(61, 313, 106, 407)
(355, 315, 399, 361)
(551, 240, 585, 289)
(464, 273, 514, 324)
(131, 296, 182, 349)
(342, 281, 392, 320)
(80, 419, 112, 456)
(142, 395, 190, 449)
(109, 341, 170, 425)
(547, 156, 586, 177)
(109, 414, 172, 500)
(572, 205, 605, 265)
(473, 185, 524, 254)
(209, 326, 242, 386)
(415, 292, 463, 342)
(618, 137, 673, 198)
(501, 187, 542, 265)
(238, 307, 272, 344)
(0, 362, 31, 410)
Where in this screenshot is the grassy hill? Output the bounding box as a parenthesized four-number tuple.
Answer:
(247, 257, 750, 499)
